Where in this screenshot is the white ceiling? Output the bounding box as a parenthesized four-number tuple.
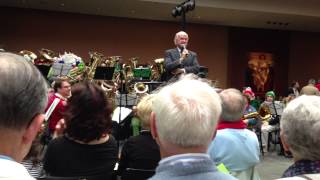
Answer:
(1, 0, 320, 32)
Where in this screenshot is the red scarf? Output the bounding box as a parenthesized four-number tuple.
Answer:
(217, 119, 247, 130)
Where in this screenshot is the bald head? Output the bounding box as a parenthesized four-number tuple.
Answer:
(220, 88, 246, 122)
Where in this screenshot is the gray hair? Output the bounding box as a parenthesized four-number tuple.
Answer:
(219, 88, 246, 122)
(174, 31, 188, 46)
(280, 95, 320, 160)
(152, 74, 221, 147)
(0, 52, 48, 129)
(308, 78, 316, 85)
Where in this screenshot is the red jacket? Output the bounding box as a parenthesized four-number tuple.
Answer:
(45, 93, 67, 132)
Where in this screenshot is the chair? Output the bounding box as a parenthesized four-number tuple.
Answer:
(121, 168, 155, 180)
(267, 126, 281, 152)
(37, 173, 115, 180)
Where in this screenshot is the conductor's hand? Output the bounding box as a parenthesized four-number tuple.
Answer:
(171, 68, 185, 75)
(53, 119, 66, 139)
(180, 49, 189, 62)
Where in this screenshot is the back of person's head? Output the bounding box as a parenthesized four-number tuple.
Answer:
(281, 95, 320, 161)
(137, 94, 155, 130)
(308, 78, 316, 85)
(0, 52, 48, 130)
(220, 88, 246, 122)
(152, 74, 221, 148)
(64, 81, 112, 143)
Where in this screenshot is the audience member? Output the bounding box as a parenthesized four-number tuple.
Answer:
(22, 136, 44, 178)
(43, 82, 118, 177)
(149, 75, 236, 180)
(300, 78, 319, 95)
(278, 95, 320, 179)
(0, 52, 47, 179)
(118, 94, 160, 177)
(208, 88, 260, 180)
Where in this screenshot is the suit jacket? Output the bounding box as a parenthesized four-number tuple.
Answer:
(164, 48, 200, 81)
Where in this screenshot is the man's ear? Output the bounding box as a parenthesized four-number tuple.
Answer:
(150, 112, 158, 140)
(280, 132, 290, 152)
(22, 114, 44, 144)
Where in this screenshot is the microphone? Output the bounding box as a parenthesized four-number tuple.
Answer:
(181, 45, 189, 56)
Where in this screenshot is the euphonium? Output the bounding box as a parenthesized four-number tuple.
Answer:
(258, 105, 272, 122)
(243, 112, 259, 120)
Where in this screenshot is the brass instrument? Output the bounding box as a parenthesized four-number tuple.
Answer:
(151, 58, 165, 81)
(258, 105, 272, 122)
(243, 112, 259, 120)
(134, 82, 148, 94)
(243, 105, 271, 123)
(36, 48, 57, 65)
(19, 50, 37, 63)
(85, 51, 104, 81)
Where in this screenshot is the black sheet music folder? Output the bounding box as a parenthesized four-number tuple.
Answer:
(94, 67, 115, 80)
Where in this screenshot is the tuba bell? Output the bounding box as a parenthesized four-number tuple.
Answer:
(19, 50, 37, 63)
(258, 105, 272, 122)
(134, 82, 148, 94)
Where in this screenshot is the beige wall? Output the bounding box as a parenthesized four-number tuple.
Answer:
(0, 7, 229, 88)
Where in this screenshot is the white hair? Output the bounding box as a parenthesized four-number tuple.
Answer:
(281, 95, 320, 160)
(152, 75, 221, 147)
(174, 31, 188, 46)
(220, 88, 246, 122)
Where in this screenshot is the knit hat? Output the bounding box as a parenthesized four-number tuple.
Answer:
(243, 87, 255, 98)
(265, 91, 275, 99)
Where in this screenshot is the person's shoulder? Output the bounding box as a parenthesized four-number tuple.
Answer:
(165, 48, 176, 53)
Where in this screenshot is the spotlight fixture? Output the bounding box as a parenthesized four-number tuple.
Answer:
(172, 0, 195, 18)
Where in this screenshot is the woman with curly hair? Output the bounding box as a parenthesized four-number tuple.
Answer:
(43, 82, 118, 178)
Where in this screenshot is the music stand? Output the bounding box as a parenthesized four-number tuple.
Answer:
(35, 65, 51, 79)
(93, 67, 115, 80)
(133, 67, 151, 80)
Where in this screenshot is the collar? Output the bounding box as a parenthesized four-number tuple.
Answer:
(217, 120, 247, 130)
(0, 155, 13, 161)
(159, 153, 211, 165)
(55, 93, 68, 101)
(282, 160, 320, 177)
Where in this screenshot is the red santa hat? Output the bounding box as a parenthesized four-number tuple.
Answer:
(243, 87, 255, 98)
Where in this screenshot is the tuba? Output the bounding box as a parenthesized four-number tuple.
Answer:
(134, 82, 148, 94)
(19, 50, 37, 63)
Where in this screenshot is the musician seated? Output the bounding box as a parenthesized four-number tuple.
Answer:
(43, 82, 118, 177)
(118, 94, 160, 177)
(242, 88, 259, 129)
(208, 89, 260, 180)
(260, 91, 284, 152)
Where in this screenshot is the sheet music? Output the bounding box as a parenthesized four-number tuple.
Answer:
(112, 107, 132, 123)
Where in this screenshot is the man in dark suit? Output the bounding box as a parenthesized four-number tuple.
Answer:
(164, 31, 200, 81)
